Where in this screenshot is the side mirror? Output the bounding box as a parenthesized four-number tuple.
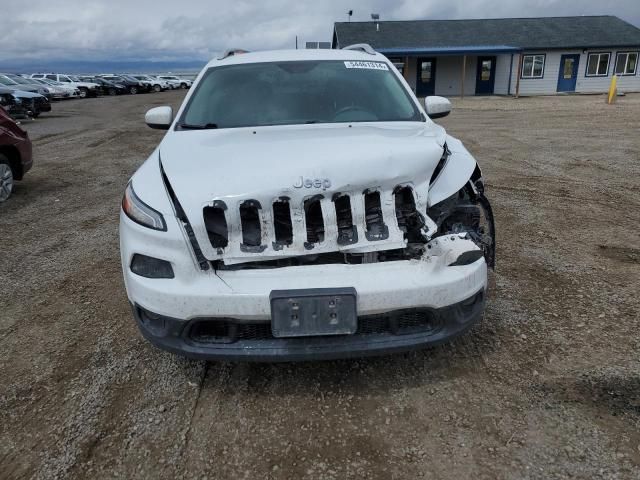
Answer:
(424, 96, 451, 119)
(145, 106, 173, 130)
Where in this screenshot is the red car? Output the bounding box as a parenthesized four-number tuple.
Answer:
(0, 106, 32, 202)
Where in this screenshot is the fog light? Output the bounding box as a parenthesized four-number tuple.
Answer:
(130, 254, 174, 278)
(137, 306, 169, 336)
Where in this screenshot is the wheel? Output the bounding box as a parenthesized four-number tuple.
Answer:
(108, 88, 117, 96)
(180, 83, 187, 89)
(32, 112, 40, 118)
(0, 156, 14, 202)
(153, 84, 161, 93)
(129, 86, 138, 94)
(78, 87, 88, 98)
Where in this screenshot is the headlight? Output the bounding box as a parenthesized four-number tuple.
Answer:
(122, 182, 166, 231)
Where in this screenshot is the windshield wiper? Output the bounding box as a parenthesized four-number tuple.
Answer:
(180, 122, 219, 130)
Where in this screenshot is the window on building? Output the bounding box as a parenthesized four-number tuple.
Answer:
(521, 54, 545, 78)
(586, 52, 610, 76)
(614, 52, 638, 75)
(388, 57, 405, 75)
(420, 61, 433, 82)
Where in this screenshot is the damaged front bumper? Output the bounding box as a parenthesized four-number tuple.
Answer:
(132, 289, 485, 362)
(121, 210, 488, 360)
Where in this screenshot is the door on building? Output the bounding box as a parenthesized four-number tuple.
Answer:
(416, 58, 436, 97)
(475, 56, 497, 95)
(557, 54, 580, 92)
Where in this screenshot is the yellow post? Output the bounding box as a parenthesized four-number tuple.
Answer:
(607, 75, 618, 104)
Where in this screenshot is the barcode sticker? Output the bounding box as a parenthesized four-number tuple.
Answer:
(344, 61, 389, 71)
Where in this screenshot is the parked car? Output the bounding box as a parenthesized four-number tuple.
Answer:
(78, 76, 127, 96)
(121, 75, 152, 93)
(0, 86, 51, 118)
(28, 78, 75, 100)
(131, 75, 169, 92)
(37, 78, 81, 99)
(99, 75, 145, 94)
(29, 74, 99, 98)
(0, 105, 33, 202)
(120, 47, 496, 361)
(156, 75, 192, 89)
(0, 88, 29, 119)
(0, 74, 52, 99)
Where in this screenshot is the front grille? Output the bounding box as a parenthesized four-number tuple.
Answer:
(202, 184, 428, 262)
(188, 308, 442, 345)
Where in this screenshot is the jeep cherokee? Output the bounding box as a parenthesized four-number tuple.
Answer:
(120, 46, 496, 361)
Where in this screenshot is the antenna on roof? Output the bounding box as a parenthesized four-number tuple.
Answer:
(371, 13, 380, 31)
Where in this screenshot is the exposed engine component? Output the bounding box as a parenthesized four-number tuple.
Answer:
(364, 190, 388, 240)
(272, 199, 293, 247)
(394, 186, 426, 243)
(427, 182, 495, 268)
(334, 194, 357, 245)
(203, 201, 228, 250)
(239, 200, 262, 250)
(304, 196, 325, 246)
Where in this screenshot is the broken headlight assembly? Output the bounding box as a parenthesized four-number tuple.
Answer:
(427, 178, 495, 268)
(122, 182, 167, 231)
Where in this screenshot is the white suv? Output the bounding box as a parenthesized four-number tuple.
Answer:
(120, 46, 495, 361)
(30, 74, 99, 98)
(131, 75, 170, 92)
(156, 75, 191, 89)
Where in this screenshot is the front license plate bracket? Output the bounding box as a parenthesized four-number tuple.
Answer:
(270, 287, 357, 338)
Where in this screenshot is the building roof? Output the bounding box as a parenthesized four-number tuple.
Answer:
(333, 16, 640, 52)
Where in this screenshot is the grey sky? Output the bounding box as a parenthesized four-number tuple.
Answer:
(1, 0, 638, 61)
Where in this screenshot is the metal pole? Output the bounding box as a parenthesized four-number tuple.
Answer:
(515, 53, 522, 98)
(461, 55, 466, 99)
(295, 36, 298, 50)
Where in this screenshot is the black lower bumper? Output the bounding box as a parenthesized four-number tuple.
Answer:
(132, 290, 485, 362)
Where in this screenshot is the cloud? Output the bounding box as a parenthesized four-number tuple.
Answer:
(0, 0, 638, 62)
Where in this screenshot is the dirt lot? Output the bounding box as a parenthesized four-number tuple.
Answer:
(1, 91, 639, 479)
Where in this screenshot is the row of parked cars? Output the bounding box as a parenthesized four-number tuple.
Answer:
(0, 72, 192, 120)
(0, 72, 192, 202)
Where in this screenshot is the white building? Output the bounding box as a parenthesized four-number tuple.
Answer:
(332, 16, 640, 97)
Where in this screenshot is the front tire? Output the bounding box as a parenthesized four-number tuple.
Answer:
(180, 83, 187, 89)
(78, 88, 88, 98)
(153, 84, 161, 93)
(0, 156, 15, 202)
(108, 87, 117, 96)
(129, 86, 138, 95)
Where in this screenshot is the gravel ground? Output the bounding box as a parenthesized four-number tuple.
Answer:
(1, 91, 639, 479)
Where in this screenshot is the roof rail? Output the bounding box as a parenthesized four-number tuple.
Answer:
(342, 44, 377, 55)
(218, 48, 250, 60)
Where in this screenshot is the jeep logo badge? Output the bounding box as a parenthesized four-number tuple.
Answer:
(293, 176, 331, 190)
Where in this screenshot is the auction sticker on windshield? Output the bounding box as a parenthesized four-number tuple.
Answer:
(344, 61, 389, 71)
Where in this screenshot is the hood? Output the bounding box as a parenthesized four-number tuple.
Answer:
(160, 122, 447, 263)
(8, 90, 44, 99)
(161, 122, 446, 208)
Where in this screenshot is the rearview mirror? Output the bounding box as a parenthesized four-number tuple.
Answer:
(145, 106, 173, 130)
(424, 96, 451, 119)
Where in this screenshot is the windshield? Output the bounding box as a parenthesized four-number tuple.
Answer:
(0, 76, 19, 86)
(180, 60, 421, 129)
(7, 75, 31, 84)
